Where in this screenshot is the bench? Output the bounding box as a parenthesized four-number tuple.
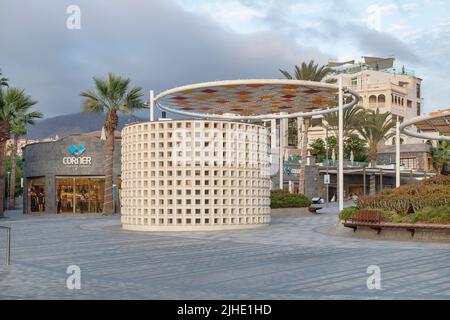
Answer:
(343, 210, 382, 233)
(343, 210, 450, 237)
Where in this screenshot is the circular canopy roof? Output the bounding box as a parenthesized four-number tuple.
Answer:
(400, 108, 450, 141)
(155, 79, 359, 120)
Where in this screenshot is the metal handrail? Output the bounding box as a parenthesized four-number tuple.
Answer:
(0, 226, 11, 265)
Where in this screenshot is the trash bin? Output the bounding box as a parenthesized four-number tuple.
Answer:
(308, 197, 324, 213)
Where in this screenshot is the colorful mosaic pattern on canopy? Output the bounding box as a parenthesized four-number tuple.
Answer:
(156, 80, 339, 117)
(411, 109, 450, 136)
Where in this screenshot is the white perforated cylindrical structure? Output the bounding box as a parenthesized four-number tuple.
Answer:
(121, 120, 271, 231)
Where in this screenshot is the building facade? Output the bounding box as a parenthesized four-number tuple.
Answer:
(22, 133, 121, 214)
(307, 57, 424, 143)
(121, 120, 272, 231)
(377, 143, 433, 172)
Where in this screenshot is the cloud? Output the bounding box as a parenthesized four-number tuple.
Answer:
(0, 0, 449, 118)
(0, 0, 323, 117)
(366, 4, 397, 31)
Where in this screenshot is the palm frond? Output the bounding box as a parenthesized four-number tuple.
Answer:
(81, 73, 144, 115)
(279, 69, 293, 80)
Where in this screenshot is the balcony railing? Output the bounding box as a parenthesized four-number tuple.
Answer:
(332, 64, 416, 77)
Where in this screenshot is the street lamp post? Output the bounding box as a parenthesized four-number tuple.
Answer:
(395, 117, 401, 188)
(5, 171, 10, 210)
(338, 77, 344, 212)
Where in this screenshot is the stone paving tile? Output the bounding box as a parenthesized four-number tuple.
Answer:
(1, 206, 450, 299)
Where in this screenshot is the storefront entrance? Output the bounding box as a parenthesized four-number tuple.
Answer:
(56, 177, 105, 214)
(28, 177, 46, 213)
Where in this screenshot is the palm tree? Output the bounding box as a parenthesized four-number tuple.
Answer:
(356, 109, 396, 195)
(279, 60, 334, 82)
(80, 73, 144, 215)
(279, 60, 335, 194)
(432, 141, 450, 175)
(8, 112, 43, 210)
(0, 87, 39, 215)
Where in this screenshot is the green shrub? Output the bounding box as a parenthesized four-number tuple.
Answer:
(270, 190, 311, 208)
(390, 213, 404, 223)
(339, 206, 357, 220)
(410, 205, 450, 224)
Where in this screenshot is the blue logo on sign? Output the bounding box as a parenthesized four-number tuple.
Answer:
(69, 145, 86, 157)
(284, 166, 292, 175)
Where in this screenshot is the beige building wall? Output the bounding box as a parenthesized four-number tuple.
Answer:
(121, 120, 272, 231)
(309, 67, 425, 146)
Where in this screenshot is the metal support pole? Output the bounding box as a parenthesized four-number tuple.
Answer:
(338, 77, 344, 211)
(395, 118, 401, 188)
(270, 119, 276, 150)
(149, 90, 155, 121)
(279, 113, 285, 190)
(325, 126, 329, 208)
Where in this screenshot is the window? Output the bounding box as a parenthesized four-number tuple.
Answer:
(400, 157, 417, 169)
(416, 83, 421, 98)
(417, 102, 421, 116)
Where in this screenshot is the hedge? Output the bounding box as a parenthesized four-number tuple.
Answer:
(356, 176, 449, 215)
(270, 190, 311, 208)
(342, 176, 450, 224)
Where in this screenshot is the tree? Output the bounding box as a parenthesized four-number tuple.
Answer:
(279, 60, 334, 82)
(0, 87, 39, 215)
(432, 141, 450, 175)
(8, 112, 43, 209)
(356, 109, 395, 195)
(344, 133, 367, 160)
(279, 60, 335, 195)
(309, 136, 337, 163)
(312, 105, 364, 155)
(80, 73, 145, 215)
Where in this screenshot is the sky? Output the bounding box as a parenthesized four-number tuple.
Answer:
(0, 0, 449, 118)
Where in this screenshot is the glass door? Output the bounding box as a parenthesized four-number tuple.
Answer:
(86, 178, 104, 213)
(56, 177, 105, 213)
(75, 178, 90, 214)
(74, 177, 105, 213)
(56, 178, 74, 213)
(28, 177, 46, 213)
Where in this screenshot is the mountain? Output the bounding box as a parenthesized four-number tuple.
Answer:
(26, 112, 147, 140)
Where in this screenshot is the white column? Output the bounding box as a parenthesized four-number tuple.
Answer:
(149, 90, 155, 121)
(395, 118, 401, 188)
(338, 77, 344, 212)
(270, 119, 276, 150)
(279, 114, 284, 190)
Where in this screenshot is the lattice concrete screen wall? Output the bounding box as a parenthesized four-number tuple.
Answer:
(121, 120, 272, 231)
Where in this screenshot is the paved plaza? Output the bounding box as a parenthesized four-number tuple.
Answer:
(1, 204, 450, 299)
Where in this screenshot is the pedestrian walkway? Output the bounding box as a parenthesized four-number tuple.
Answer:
(1, 206, 449, 299)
